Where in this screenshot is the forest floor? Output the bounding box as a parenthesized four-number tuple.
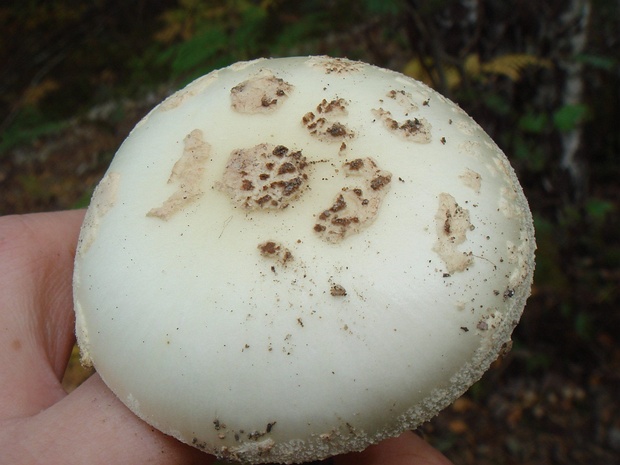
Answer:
(1, 95, 618, 465)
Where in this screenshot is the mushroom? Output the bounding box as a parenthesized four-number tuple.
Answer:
(73, 56, 535, 463)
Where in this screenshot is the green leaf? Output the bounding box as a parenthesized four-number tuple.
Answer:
(483, 93, 511, 116)
(72, 186, 96, 209)
(525, 352, 552, 372)
(512, 138, 547, 172)
(574, 311, 594, 340)
(362, 0, 405, 15)
(552, 103, 589, 132)
(232, 5, 268, 56)
(271, 12, 330, 53)
(518, 111, 548, 134)
(171, 26, 228, 77)
(575, 53, 617, 71)
(586, 198, 615, 222)
(0, 108, 69, 157)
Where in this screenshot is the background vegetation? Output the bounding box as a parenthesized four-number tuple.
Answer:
(1, 1, 618, 463)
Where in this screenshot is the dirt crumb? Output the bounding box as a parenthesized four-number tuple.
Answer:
(307, 56, 365, 74)
(330, 284, 347, 296)
(258, 241, 293, 266)
(372, 108, 432, 143)
(302, 98, 354, 143)
(230, 70, 293, 114)
(314, 157, 392, 243)
(387, 89, 419, 112)
(220, 143, 309, 210)
(317, 98, 348, 115)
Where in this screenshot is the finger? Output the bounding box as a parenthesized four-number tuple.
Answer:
(334, 431, 453, 465)
(3, 374, 216, 465)
(0, 210, 85, 415)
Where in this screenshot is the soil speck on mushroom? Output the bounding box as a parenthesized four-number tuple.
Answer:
(230, 70, 293, 114)
(330, 284, 347, 296)
(219, 143, 309, 210)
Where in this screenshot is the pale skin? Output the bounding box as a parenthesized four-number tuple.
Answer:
(0, 210, 454, 465)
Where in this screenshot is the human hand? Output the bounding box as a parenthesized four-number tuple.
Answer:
(0, 210, 453, 465)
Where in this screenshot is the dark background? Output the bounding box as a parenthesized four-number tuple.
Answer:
(1, 1, 618, 463)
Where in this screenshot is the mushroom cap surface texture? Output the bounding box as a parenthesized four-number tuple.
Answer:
(73, 56, 535, 464)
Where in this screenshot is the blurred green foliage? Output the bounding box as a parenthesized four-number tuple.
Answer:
(136, 0, 410, 83)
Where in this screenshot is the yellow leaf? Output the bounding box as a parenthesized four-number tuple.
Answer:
(463, 53, 481, 77)
(22, 79, 59, 107)
(443, 67, 462, 90)
(481, 54, 552, 81)
(448, 419, 469, 434)
(403, 58, 460, 89)
(403, 58, 433, 86)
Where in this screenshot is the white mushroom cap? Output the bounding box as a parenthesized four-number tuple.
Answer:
(73, 56, 535, 463)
